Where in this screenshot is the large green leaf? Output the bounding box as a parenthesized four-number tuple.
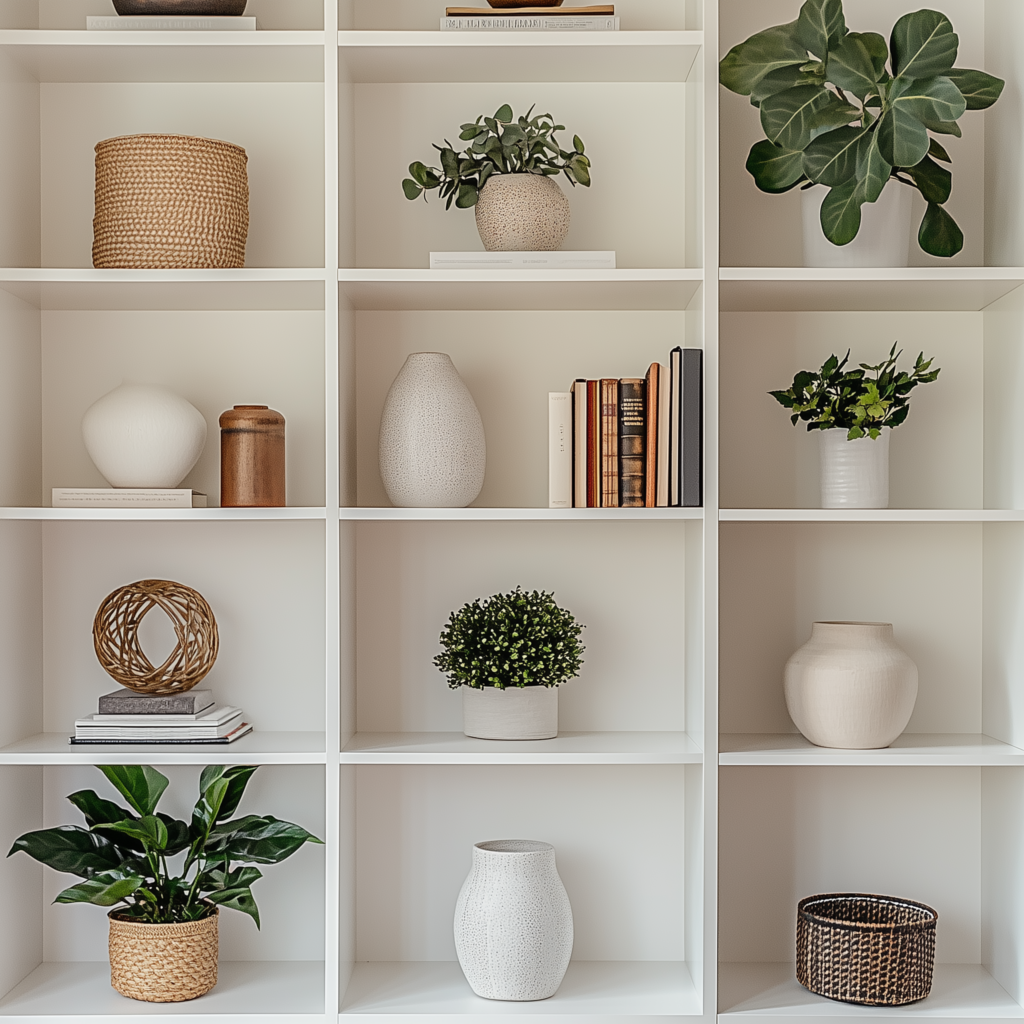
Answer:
(197, 864, 263, 893)
(199, 766, 259, 824)
(919, 118, 962, 138)
(99, 766, 168, 818)
(8, 826, 123, 878)
(750, 64, 823, 106)
(946, 68, 1005, 110)
(206, 886, 261, 928)
(795, 0, 846, 59)
(746, 140, 806, 193)
(919, 201, 963, 256)
(819, 181, 864, 245)
(67, 790, 134, 829)
(54, 870, 143, 907)
(157, 814, 191, 856)
(719, 21, 808, 96)
(903, 155, 951, 204)
(857, 133, 893, 204)
(826, 32, 888, 98)
(98, 815, 168, 851)
(876, 106, 928, 168)
(760, 85, 836, 151)
(802, 124, 871, 186)
(207, 815, 323, 865)
(890, 9, 958, 80)
(891, 75, 967, 126)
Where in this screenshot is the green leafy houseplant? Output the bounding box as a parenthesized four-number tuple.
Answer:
(402, 104, 591, 210)
(435, 587, 585, 689)
(719, 0, 1004, 256)
(8, 764, 321, 927)
(769, 344, 940, 440)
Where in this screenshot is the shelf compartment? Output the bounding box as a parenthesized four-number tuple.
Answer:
(719, 734, 1024, 767)
(342, 731, 702, 764)
(340, 960, 700, 1017)
(0, 959, 325, 1017)
(338, 31, 702, 84)
(338, 269, 702, 311)
(718, 962, 1021, 1021)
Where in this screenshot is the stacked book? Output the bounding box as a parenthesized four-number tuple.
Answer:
(72, 688, 252, 745)
(442, 5, 618, 30)
(549, 346, 702, 508)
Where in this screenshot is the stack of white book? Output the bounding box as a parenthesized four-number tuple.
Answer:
(71, 689, 252, 745)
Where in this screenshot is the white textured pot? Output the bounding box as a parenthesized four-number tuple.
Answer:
(454, 839, 573, 1001)
(463, 686, 557, 740)
(379, 352, 486, 508)
(819, 429, 889, 509)
(784, 621, 919, 749)
(802, 181, 913, 268)
(475, 174, 571, 252)
(82, 383, 207, 488)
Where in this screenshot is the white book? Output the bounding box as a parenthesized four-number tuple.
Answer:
(87, 16, 257, 31)
(71, 722, 253, 745)
(53, 488, 207, 509)
(430, 250, 616, 270)
(76, 715, 243, 741)
(657, 364, 671, 507)
(571, 379, 587, 508)
(76, 706, 241, 730)
(441, 16, 618, 30)
(549, 392, 572, 510)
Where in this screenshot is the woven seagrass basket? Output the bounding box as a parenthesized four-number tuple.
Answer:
(108, 908, 218, 1002)
(93, 134, 248, 269)
(796, 893, 937, 1006)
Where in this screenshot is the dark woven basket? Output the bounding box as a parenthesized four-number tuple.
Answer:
(796, 893, 937, 1006)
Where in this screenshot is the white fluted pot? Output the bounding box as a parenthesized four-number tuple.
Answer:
(819, 429, 890, 509)
(784, 622, 918, 749)
(462, 686, 558, 740)
(82, 383, 207, 488)
(474, 174, 570, 252)
(454, 840, 573, 1001)
(378, 352, 486, 508)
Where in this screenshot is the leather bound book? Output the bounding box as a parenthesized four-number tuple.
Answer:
(619, 378, 645, 508)
(600, 378, 619, 508)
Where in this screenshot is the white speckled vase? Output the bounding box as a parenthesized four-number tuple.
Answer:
(784, 622, 919, 749)
(82, 383, 207, 488)
(378, 353, 486, 507)
(454, 840, 573, 1001)
(474, 174, 570, 252)
(819, 429, 890, 509)
(462, 686, 558, 740)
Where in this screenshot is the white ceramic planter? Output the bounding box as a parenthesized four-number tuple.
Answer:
(474, 174, 571, 252)
(819, 429, 889, 509)
(802, 181, 913, 268)
(454, 839, 573, 1001)
(378, 352, 486, 508)
(784, 621, 919, 749)
(82, 383, 207, 488)
(462, 685, 557, 740)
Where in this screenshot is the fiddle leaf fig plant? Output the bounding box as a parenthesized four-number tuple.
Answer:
(7, 765, 322, 928)
(720, 0, 1004, 256)
(769, 344, 940, 439)
(402, 104, 591, 210)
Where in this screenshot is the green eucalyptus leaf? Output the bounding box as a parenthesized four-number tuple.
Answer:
(928, 137, 952, 162)
(795, 0, 847, 59)
(890, 9, 958, 80)
(573, 135, 585, 153)
(746, 139, 806, 193)
(455, 183, 478, 208)
(439, 148, 459, 179)
(759, 85, 834, 151)
(826, 31, 888, 98)
(98, 766, 168, 818)
(719, 21, 808, 96)
(946, 67, 1005, 110)
(494, 103, 513, 122)
(903, 154, 951, 204)
(54, 870, 143, 907)
(8, 826, 123, 878)
(919, 201, 964, 256)
(802, 124, 871, 186)
(819, 180, 864, 245)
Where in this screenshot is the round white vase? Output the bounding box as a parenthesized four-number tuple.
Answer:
(784, 622, 919, 749)
(474, 174, 571, 252)
(802, 181, 913, 268)
(819, 429, 889, 509)
(462, 686, 558, 740)
(378, 352, 486, 508)
(454, 839, 573, 1001)
(82, 383, 207, 488)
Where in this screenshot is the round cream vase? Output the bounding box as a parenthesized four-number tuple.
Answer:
(474, 173, 571, 252)
(462, 686, 558, 740)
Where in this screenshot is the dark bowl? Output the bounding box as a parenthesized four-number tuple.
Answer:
(112, 0, 248, 15)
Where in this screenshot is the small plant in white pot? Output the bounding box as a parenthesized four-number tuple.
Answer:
(402, 104, 591, 252)
(435, 587, 585, 740)
(769, 345, 940, 508)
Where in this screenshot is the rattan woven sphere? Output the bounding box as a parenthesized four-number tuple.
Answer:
(93, 579, 219, 695)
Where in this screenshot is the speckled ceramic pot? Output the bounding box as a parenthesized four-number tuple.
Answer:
(474, 174, 570, 252)
(454, 840, 573, 1001)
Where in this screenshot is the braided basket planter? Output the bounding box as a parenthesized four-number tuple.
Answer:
(796, 893, 937, 1006)
(109, 909, 218, 1002)
(93, 134, 248, 269)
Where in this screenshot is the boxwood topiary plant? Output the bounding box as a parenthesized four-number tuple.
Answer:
(435, 587, 585, 689)
(719, 0, 1004, 256)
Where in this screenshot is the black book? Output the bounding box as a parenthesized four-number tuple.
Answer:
(680, 348, 703, 507)
(618, 378, 645, 507)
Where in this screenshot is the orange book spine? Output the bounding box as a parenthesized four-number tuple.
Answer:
(644, 363, 660, 508)
(587, 380, 600, 507)
(600, 378, 618, 508)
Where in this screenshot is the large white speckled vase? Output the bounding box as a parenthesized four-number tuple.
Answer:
(454, 840, 573, 1001)
(475, 174, 570, 252)
(379, 353, 486, 507)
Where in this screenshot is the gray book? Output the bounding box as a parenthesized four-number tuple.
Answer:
(97, 688, 214, 716)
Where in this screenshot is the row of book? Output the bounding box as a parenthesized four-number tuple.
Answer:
(442, 5, 618, 31)
(549, 347, 702, 508)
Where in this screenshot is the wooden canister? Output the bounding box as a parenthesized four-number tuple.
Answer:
(219, 405, 285, 507)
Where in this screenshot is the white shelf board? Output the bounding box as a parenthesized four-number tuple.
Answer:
(719, 268, 1024, 313)
(338, 31, 702, 84)
(718, 962, 1023, 1021)
(0, 732, 327, 765)
(338, 269, 702, 312)
(0, 960, 324, 1019)
(0, 269, 327, 311)
(342, 731, 702, 764)
(0, 31, 325, 83)
(340, 960, 700, 1018)
(342, 506, 703, 521)
(719, 509, 1024, 523)
(719, 734, 1024, 767)
(0, 507, 328, 521)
